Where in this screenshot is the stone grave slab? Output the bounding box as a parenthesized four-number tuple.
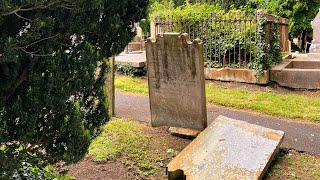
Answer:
(146, 33, 207, 131)
(115, 52, 146, 68)
(167, 116, 285, 180)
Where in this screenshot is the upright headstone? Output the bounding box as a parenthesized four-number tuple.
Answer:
(146, 33, 207, 131)
(309, 9, 320, 55)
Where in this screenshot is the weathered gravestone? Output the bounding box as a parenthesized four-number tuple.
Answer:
(146, 33, 207, 131)
(309, 8, 320, 56)
(167, 116, 285, 180)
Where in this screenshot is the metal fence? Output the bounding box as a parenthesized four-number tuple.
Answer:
(152, 11, 289, 69)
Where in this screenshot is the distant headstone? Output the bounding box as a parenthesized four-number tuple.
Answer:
(146, 33, 207, 131)
(310, 8, 320, 54)
(167, 116, 285, 180)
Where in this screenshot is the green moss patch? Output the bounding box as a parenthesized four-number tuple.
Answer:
(88, 118, 155, 176)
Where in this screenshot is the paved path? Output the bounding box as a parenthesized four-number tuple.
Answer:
(115, 91, 320, 155)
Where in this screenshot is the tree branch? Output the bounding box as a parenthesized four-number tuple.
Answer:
(17, 34, 59, 49)
(20, 48, 54, 57)
(2, 63, 30, 104)
(14, 12, 31, 21)
(26, 136, 44, 152)
(0, 1, 75, 17)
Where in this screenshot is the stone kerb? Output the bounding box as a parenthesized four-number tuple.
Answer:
(146, 33, 207, 131)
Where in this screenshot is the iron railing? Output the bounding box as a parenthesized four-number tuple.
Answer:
(153, 11, 287, 69)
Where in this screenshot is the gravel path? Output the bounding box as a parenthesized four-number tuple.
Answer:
(115, 91, 320, 155)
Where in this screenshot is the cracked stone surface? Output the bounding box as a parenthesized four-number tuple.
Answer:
(167, 116, 284, 180)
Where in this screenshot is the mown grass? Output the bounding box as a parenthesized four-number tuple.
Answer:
(115, 76, 149, 95)
(115, 75, 320, 122)
(88, 118, 156, 177)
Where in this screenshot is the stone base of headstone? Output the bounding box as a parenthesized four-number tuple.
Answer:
(168, 127, 200, 140)
(308, 53, 320, 58)
(309, 40, 320, 54)
(308, 40, 320, 58)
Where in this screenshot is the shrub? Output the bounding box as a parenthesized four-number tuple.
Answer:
(115, 63, 147, 77)
(0, 0, 148, 178)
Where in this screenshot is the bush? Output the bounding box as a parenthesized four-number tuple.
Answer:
(115, 63, 147, 77)
(0, 0, 148, 177)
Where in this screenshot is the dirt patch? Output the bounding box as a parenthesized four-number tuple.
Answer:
(67, 119, 191, 180)
(143, 126, 191, 179)
(67, 119, 320, 180)
(266, 149, 320, 180)
(207, 80, 320, 98)
(68, 157, 136, 180)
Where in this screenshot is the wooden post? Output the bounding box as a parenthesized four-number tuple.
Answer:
(107, 55, 115, 117)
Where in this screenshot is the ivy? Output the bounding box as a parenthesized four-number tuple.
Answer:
(254, 12, 268, 75)
(254, 12, 282, 76)
(151, 2, 282, 74)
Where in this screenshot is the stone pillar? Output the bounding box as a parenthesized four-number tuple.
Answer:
(107, 55, 115, 117)
(150, 21, 156, 39)
(309, 9, 320, 57)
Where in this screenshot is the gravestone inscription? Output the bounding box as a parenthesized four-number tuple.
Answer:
(146, 33, 207, 131)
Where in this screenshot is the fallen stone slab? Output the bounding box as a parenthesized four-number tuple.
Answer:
(115, 52, 146, 68)
(167, 115, 285, 180)
(168, 127, 200, 140)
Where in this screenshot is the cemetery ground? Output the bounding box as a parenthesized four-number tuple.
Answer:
(66, 74, 320, 179)
(67, 118, 320, 180)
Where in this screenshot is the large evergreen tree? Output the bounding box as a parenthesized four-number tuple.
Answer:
(0, 0, 148, 178)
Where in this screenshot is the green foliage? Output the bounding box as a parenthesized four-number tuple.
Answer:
(115, 63, 147, 77)
(254, 13, 282, 74)
(151, 3, 282, 72)
(247, 0, 320, 37)
(150, 2, 223, 19)
(0, 0, 148, 178)
(11, 162, 72, 180)
(253, 14, 268, 74)
(140, 19, 151, 38)
(153, 0, 320, 38)
(208, 0, 247, 10)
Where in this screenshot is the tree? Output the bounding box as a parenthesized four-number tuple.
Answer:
(248, 0, 320, 49)
(0, 0, 148, 178)
(211, 0, 246, 10)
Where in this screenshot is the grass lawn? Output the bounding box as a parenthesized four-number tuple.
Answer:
(68, 118, 320, 179)
(115, 76, 320, 122)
